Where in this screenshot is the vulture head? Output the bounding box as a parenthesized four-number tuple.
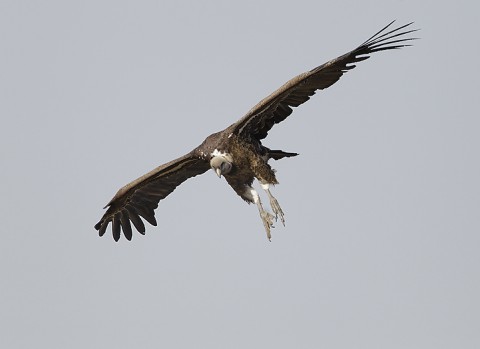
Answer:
(210, 155, 233, 178)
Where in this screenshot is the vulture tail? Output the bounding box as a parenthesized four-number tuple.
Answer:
(268, 149, 299, 160)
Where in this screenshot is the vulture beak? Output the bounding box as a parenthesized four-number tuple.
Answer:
(215, 168, 222, 178)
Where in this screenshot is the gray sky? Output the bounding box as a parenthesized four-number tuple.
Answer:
(1, 1, 479, 348)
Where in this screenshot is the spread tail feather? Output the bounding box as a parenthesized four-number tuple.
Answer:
(268, 149, 299, 160)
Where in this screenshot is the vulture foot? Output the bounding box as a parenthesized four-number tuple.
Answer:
(259, 210, 275, 242)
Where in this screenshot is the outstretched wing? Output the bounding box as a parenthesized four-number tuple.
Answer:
(95, 152, 210, 241)
(231, 21, 417, 140)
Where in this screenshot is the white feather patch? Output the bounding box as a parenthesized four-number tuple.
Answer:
(249, 188, 260, 204)
(211, 149, 233, 163)
(211, 149, 226, 157)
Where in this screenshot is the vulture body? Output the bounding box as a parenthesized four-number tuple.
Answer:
(95, 21, 417, 241)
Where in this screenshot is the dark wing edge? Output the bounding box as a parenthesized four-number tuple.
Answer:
(94, 152, 210, 242)
(231, 21, 418, 140)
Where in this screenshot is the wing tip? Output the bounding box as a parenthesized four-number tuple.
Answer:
(95, 210, 152, 241)
(359, 20, 419, 51)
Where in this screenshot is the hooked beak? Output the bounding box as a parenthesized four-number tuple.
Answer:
(215, 168, 222, 178)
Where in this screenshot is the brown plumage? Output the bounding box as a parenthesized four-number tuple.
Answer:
(95, 21, 417, 241)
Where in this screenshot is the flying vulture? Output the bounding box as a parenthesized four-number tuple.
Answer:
(95, 21, 417, 241)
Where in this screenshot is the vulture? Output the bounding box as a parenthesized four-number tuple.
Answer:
(95, 21, 417, 241)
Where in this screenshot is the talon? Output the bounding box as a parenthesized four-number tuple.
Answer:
(260, 210, 274, 240)
(263, 185, 285, 226)
(249, 185, 283, 241)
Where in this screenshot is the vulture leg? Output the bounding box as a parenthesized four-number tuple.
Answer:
(257, 199, 275, 242)
(248, 186, 274, 241)
(261, 183, 285, 226)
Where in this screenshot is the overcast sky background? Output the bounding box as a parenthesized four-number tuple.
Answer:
(1, 1, 479, 348)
